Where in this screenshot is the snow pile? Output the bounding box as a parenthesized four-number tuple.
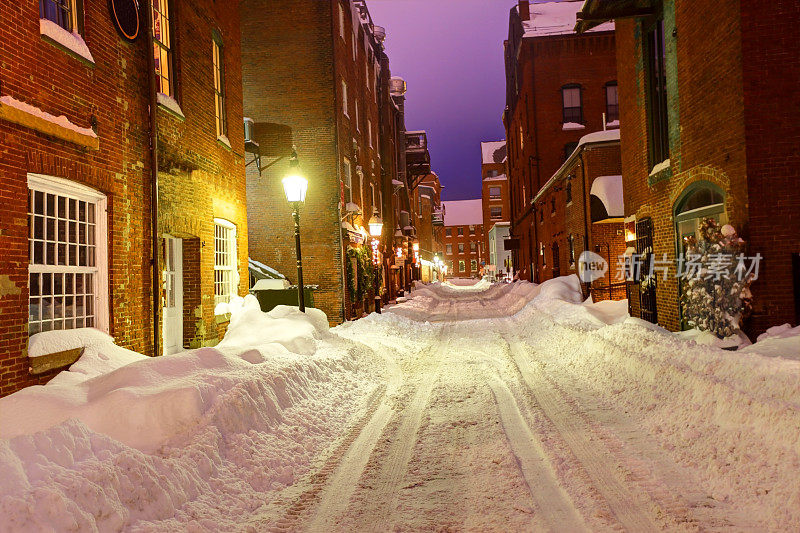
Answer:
(506, 277, 800, 529)
(0, 302, 385, 530)
(740, 324, 800, 361)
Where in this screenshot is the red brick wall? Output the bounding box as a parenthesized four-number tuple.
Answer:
(616, 2, 752, 332)
(0, 1, 151, 395)
(506, 28, 617, 281)
(740, 0, 800, 331)
(0, 0, 247, 395)
(157, 0, 249, 348)
(242, 0, 387, 323)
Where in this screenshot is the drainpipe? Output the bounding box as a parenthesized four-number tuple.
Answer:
(580, 150, 591, 298)
(144, 1, 160, 357)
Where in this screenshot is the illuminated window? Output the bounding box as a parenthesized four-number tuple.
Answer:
(28, 175, 108, 335)
(471, 259, 477, 271)
(212, 33, 227, 137)
(446, 244, 452, 254)
(470, 241, 476, 252)
(151, 0, 173, 96)
(469, 225, 475, 235)
(214, 219, 238, 311)
(459, 260, 465, 272)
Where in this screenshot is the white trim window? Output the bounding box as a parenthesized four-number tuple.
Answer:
(214, 218, 238, 312)
(367, 118, 373, 147)
(338, 2, 345, 38)
(343, 158, 353, 203)
(28, 174, 108, 335)
(341, 79, 349, 117)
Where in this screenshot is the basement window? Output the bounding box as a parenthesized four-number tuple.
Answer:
(28, 174, 108, 335)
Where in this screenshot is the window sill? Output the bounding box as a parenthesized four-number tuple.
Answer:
(648, 158, 671, 185)
(0, 95, 98, 150)
(562, 122, 585, 131)
(217, 134, 232, 151)
(157, 93, 186, 121)
(40, 19, 95, 66)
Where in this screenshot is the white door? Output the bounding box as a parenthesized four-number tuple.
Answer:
(163, 236, 184, 354)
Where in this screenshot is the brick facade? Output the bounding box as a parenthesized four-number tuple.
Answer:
(593, 0, 800, 336)
(0, 1, 247, 396)
(442, 198, 485, 279)
(242, 0, 390, 323)
(504, 1, 617, 282)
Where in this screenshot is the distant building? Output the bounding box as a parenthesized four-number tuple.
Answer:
(480, 141, 511, 279)
(577, 0, 800, 335)
(504, 0, 617, 282)
(442, 200, 485, 278)
(413, 173, 445, 282)
(488, 223, 512, 282)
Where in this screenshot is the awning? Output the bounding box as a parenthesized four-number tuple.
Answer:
(590, 175, 624, 220)
(575, 0, 655, 34)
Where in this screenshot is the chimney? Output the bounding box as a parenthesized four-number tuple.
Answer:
(519, 0, 530, 21)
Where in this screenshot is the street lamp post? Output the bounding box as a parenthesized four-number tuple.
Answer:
(368, 209, 383, 313)
(282, 147, 308, 312)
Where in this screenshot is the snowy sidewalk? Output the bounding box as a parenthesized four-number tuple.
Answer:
(2, 279, 799, 531)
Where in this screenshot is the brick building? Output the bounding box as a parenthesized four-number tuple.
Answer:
(413, 173, 445, 282)
(241, 0, 394, 322)
(442, 200, 485, 278)
(480, 141, 511, 279)
(577, 0, 800, 336)
(531, 130, 626, 301)
(503, 0, 617, 282)
(0, 1, 247, 395)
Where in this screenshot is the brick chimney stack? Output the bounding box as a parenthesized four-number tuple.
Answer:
(518, 0, 530, 21)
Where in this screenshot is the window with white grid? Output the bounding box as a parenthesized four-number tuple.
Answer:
(214, 219, 237, 310)
(28, 175, 107, 336)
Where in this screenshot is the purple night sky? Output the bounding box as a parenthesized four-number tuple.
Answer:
(367, 0, 512, 201)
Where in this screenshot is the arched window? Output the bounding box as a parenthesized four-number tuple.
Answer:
(674, 182, 726, 248)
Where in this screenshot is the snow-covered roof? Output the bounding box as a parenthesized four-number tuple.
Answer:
(590, 175, 624, 218)
(480, 141, 507, 165)
(442, 199, 483, 227)
(484, 174, 508, 182)
(248, 258, 285, 280)
(405, 130, 426, 135)
(520, 1, 614, 38)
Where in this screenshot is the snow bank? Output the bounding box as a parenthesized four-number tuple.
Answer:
(0, 297, 386, 530)
(740, 323, 800, 361)
(506, 278, 800, 530)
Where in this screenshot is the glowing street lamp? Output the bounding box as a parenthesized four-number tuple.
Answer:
(282, 147, 308, 312)
(368, 210, 383, 237)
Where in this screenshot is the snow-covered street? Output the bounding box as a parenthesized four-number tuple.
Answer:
(2, 277, 800, 531)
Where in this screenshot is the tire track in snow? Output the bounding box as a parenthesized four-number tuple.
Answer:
(505, 338, 662, 531)
(486, 374, 589, 532)
(247, 337, 404, 532)
(340, 325, 449, 531)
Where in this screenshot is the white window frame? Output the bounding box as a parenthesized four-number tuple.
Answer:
(341, 79, 349, 117)
(27, 173, 109, 334)
(338, 2, 345, 38)
(214, 218, 238, 313)
(367, 118, 373, 147)
(343, 158, 353, 203)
